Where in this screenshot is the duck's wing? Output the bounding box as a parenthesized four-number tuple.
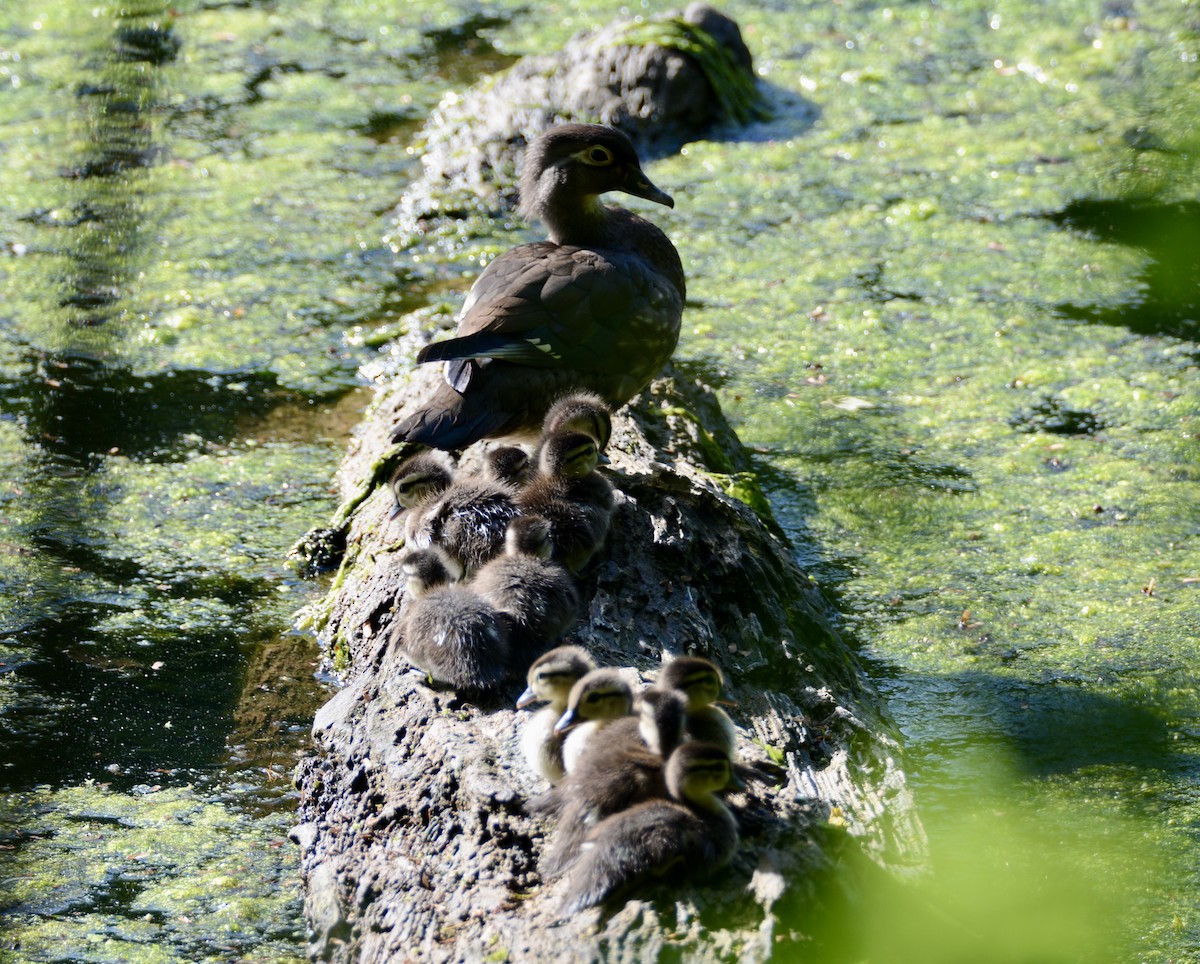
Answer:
(416, 242, 682, 376)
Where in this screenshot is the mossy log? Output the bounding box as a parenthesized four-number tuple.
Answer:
(291, 359, 926, 962)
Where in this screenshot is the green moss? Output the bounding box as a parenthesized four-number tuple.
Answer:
(612, 17, 772, 125)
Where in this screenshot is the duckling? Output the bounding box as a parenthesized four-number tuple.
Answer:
(391, 124, 685, 450)
(541, 391, 613, 453)
(408, 471, 521, 575)
(391, 547, 510, 692)
(539, 685, 688, 877)
(517, 429, 615, 573)
(553, 667, 635, 775)
(558, 741, 743, 915)
(658, 655, 789, 786)
(516, 645, 596, 785)
(483, 444, 532, 488)
(387, 449, 454, 526)
(471, 514, 581, 667)
(658, 656, 737, 757)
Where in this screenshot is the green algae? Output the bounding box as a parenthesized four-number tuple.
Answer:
(0, 783, 305, 963)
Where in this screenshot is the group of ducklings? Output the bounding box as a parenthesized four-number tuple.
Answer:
(386, 391, 750, 913)
(518, 646, 748, 914)
(387, 391, 614, 692)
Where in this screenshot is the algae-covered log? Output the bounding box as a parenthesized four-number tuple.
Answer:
(291, 360, 925, 962)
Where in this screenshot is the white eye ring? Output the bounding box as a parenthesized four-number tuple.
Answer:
(583, 145, 614, 165)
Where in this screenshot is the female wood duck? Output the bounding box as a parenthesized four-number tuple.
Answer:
(391, 547, 510, 692)
(391, 124, 685, 450)
(516, 645, 596, 785)
(471, 514, 581, 667)
(517, 429, 615, 573)
(658, 656, 737, 757)
(558, 741, 743, 915)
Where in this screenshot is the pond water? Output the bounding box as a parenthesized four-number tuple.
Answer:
(0, 1, 1196, 961)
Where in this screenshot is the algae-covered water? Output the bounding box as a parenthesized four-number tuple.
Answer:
(0, 1, 1196, 961)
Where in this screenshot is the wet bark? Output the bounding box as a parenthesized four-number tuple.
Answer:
(291, 362, 925, 962)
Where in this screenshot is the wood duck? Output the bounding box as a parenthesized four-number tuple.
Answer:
(540, 391, 613, 453)
(391, 123, 685, 450)
(387, 450, 455, 524)
(558, 741, 743, 915)
(517, 429, 615, 573)
(407, 470, 521, 575)
(539, 686, 688, 877)
(471, 514, 581, 667)
(516, 644, 597, 785)
(391, 547, 510, 691)
(658, 656, 737, 757)
(552, 667, 635, 775)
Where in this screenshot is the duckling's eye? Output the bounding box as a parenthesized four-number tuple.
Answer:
(582, 145, 614, 166)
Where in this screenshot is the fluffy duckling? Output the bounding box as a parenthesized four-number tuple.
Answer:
(658, 656, 737, 757)
(659, 655, 788, 785)
(541, 391, 613, 453)
(516, 645, 597, 785)
(472, 514, 581, 667)
(553, 668, 635, 775)
(483, 445, 532, 488)
(408, 471, 521, 575)
(391, 547, 510, 692)
(390, 124, 684, 451)
(387, 450, 454, 526)
(517, 429, 615, 573)
(559, 741, 743, 915)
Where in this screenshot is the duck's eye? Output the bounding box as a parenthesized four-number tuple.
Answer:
(582, 145, 614, 166)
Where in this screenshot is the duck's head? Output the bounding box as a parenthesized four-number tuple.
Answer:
(666, 741, 744, 802)
(635, 686, 688, 757)
(659, 656, 731, 711)
(538, 429, 606, 481)
(505, 514, 555, 561)
(389, 450, 454, 517)
(519, 124, 673, 240)
(400, 547, 463, 597)
(483, 445, 530, 487)
(554, 668, 633, 735)
(542, 392, 613, 453)
(517, 644, 596, 709)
